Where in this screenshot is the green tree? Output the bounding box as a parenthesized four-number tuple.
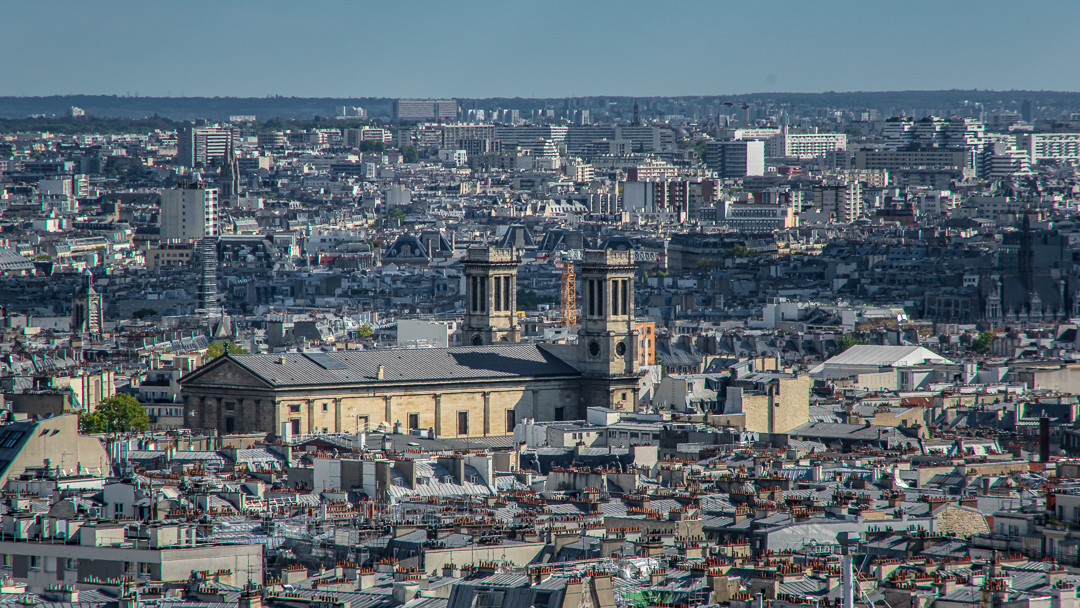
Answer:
(80, 394, 149, 434)
(357, 324, 374, 338)
(830, 334, 867, 358)
(400, 146, 419, 163)
(728, 244, 753, 258)
(516, 288, 557, 310)
(358, 140, 386, 153)
(692, 139, 708, 163)
(387, 208, 406, 222)
(206, 340, 248, 359)
(971, 331, 994, 354)
(132, 308, 157, 319)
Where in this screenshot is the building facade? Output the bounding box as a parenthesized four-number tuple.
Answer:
(159, 184, 218, 243)
(180, 249, 642, 437)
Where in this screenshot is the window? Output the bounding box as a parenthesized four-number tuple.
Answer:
(224, 401, 235, 411)
(408, 413, 419, 430)
(291, 419, 301, 435)
(458, 411, 469, 435)
(29, 556, 39, 570)
(322, 402, 328, 412)
(289, 404, 301, 413)
(505, 409, 515, 432)
(554, 407, 565, 421)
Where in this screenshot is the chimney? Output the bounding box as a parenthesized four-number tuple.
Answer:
(377, 365, 385, 380)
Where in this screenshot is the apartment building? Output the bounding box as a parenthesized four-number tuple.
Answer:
(704, 140, 765, 178)
(159, 184, 218, 243)
(766, 130, 847, 159)
(176, 125, 234, 168)
(1018, 132, 1080, 163)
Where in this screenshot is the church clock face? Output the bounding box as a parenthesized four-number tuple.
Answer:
(615, 341, 627, 357)
(588, 340, 601, 358)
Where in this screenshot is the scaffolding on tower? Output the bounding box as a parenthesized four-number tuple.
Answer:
(559, 255, 577, 327)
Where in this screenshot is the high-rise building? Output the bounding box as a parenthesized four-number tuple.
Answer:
(177, 125, 235, 168)
(1017, 133, 1080, 163)
(813, 181, 863, 223)
(393, 99, 458, 121)
(160, 183, 219, 243)
(704, 140, 765, 178)
(1021, 99, 1035, 123)
(766, 129, 847, 159)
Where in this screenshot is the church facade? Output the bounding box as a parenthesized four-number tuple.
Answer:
(179, 249, 642, 437)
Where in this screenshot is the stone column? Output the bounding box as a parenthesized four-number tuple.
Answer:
(483, 392, 491, 437)
(334, 398, 342, 433)
(384, 396, 393, 428)
(434, 394, 442, 436)
(306, 400, 315, 434)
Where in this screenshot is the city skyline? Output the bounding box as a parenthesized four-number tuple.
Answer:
(3, 0, 1080, 98)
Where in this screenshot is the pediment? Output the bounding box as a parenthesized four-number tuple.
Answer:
(181, 358, 273, 389)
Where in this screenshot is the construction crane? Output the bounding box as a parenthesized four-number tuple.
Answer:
(559, 255, 577, 327)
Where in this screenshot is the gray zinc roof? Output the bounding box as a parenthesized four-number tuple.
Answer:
(191, 344, 580, 388)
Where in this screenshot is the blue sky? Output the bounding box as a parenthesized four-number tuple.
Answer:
(2, 0, 1079, 98)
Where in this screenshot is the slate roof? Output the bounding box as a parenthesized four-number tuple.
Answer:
(185, 344, 581, 388)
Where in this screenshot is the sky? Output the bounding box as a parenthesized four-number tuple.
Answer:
(2, 0, 1079, 98)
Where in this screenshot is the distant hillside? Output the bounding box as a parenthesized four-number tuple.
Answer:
(0, 96, 395, 121)
(1, 91, 1079, 121)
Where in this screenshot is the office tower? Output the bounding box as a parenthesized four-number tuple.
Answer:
(177, 125, 234, 168)
(160, 183, 219, 243)
(393, 99, 458, 121)
(705, 140, 765, 178)
(1022, 99, 1035, 123)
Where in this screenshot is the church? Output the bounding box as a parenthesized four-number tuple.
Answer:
(179, 248, 642, 438)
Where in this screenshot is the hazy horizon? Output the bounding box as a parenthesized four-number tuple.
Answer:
(3, 0, 1080, 99)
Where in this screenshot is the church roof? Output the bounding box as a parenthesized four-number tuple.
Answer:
(186, 344, 581, 388)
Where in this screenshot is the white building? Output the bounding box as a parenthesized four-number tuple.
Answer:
(437, 149, 468, 167)
(397, 319, 458, 348)
(704, 140, 765, 178)
(720, 200, 796, 231)
(1018, 132, 1080, 163)
(766, 129, 847, 159)
(159, 184, 218, 243)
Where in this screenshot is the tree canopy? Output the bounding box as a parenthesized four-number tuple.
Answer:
(357, 324, 374, 338)
(80, 394, 149, 434)
(206, 340, 248, 359)
(971, 331, 994, 354)
(400, 146, 419, 163)
(830, 334, 868, 358)
(358, 140, 386, 153)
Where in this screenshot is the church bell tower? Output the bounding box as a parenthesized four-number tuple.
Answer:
(462, 247, 520, 345)
(577, 249, 640, 408)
